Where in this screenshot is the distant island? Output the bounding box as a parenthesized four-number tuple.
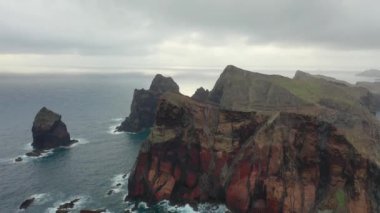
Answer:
(357, 69, 380, 77)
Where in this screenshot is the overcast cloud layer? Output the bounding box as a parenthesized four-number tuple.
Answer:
(0, 0, 379, 73)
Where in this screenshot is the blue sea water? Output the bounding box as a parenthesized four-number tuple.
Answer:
(0, 71, 377, 212)
(0, 73, 230, 213)
(0, 74, 153, 212)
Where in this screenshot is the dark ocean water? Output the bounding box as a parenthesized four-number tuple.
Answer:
(0, 71, 377, 213)
(0, 73, 229, 213)
(0, 74, 154, 212)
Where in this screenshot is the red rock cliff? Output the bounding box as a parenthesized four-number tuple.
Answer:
(128, 93, 380, 213)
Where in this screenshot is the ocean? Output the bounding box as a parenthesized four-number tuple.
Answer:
(0, 70, 377, 212)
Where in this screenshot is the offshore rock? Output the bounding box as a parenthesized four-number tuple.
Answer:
(128, 92, 380, 213)
(19, 197, 35, 209)
(31, 107, 77, 150)
(117, 74, 180, 132)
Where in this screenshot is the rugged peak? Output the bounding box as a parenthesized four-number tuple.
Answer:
(220, 65, 266, 78)
(191, 87, 210, 102)
(222, 64, 240, 73)
(209, 65, 305, 110)
(117, 74, 181, 132)
(33, 107, 62, 131)
(293, 70, 310, 79)
(149, 74, 179, 94)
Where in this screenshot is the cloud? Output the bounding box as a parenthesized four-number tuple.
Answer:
(127, 0, 380, 50)
(0, 0, 379, 71)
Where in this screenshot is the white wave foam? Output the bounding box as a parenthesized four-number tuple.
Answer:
(65, 138, 90, 149)
(107, 124, 123, 135)
(45, 195, 89, 213)
(0, 158, 13, 164)
(111, 118, 124, 122)
(32, 193, 52, 205)
(23, 143, 33, 151)
(13, 149, 55, 164)
(124, 200, 229, 213)
(13, 139, 89, 163)
(107, 173, 129, 195)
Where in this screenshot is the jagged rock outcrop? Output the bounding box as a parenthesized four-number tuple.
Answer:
(128, 92, 380, 213)
(191, 87, 210, 102)
(19, 197, 35, 210)
(31, 107, 76, 150)
(117, 74, 180, 132)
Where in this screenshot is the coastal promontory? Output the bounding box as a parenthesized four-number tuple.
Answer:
(126, 65, 380, 213)
(116, 74, 180, 132)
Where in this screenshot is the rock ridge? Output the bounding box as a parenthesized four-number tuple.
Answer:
(117, 74, 180, 132)
(128, 92, 380, 213)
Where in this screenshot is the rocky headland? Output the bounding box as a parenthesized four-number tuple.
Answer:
(116, 74, 180, 133)
(357, 69, 380, 78)
(126, 65, 380, 212)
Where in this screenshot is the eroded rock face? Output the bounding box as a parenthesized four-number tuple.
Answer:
(117, 74, 179, 132)
(128, 93, 380, 213)
(31, 107, 76, 150)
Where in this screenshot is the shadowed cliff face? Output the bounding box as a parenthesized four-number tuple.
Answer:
(128, 93, 380, 213)
(117, 74, 179, 132)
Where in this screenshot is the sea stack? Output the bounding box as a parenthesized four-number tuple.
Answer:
(31, 107, 76, 150)
(116, 74, 180, 133)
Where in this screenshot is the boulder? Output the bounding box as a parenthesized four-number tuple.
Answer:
(117, 74, 180, 132)
(31, 107, 77, 150)
(19, 197, 35, 209)
(56, 198, 80, 212)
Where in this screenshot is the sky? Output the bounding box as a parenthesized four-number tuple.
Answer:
(0, 0, 379, 74)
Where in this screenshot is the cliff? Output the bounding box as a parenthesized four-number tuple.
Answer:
(117, 74, 179, 132)
(208, 66, 380, 164)
(127, 66, 380, 212)
(31, 107, 76, 150)
(128, 93, 380, 212)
